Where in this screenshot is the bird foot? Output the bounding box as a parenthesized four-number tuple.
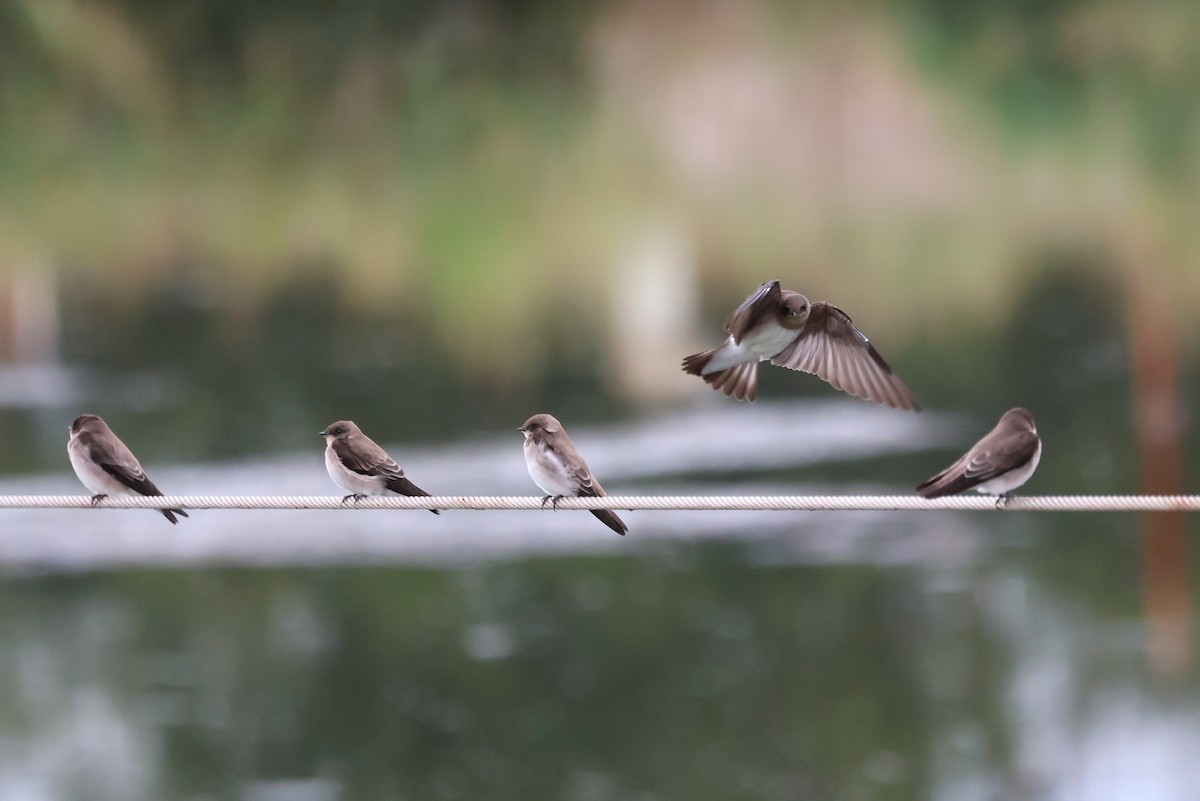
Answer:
(341, 494, 366, 506)
(540, 495, 565, 510)
(90, 493, 108, 508)
(994, 493, 1011, 510)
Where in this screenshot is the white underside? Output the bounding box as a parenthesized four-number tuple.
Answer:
(524, 439, 576, 496)
(974, 440, 1042, 495)
(703, 327, 796, 374)
(68, 438, 133, 496)
(324, 444, 387, 496)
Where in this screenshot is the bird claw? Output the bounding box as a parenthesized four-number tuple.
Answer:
(341, 494, 365, 506)
(540, 495, 565, 511)
(90, 493, 107, 508)
(994, 494, 1010, 510)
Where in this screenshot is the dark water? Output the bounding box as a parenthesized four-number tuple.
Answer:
(0, 512, 1195, 801)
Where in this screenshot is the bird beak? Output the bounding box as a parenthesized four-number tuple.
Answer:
(318, 431, 326, 437)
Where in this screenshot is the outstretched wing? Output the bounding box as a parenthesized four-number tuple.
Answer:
(770, 302, 919, 411)
(724, 280, 781, 343)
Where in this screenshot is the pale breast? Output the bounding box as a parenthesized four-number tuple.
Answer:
(67, 440, 128, 496)
(524, 440, 577, 496)
(741, 323, 800, 360)
(324, 443, 385, 496)
(703, 324, 795, 374)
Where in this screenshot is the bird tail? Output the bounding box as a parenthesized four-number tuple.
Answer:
(681, 348, 718, 375)
(683, 349, 759, 402)
(705, 361, 759, 402)
(916, 469, 970, 499)
(160, 508, 189, 524)
(590, 509, 628, 536)
(386, 476, 441, 515)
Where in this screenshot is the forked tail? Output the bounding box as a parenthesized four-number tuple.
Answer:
(160, 508, 189, 525)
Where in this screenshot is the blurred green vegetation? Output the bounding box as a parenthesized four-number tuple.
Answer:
(3, 0, 1200, 380)
(0, 0, 1194, 481)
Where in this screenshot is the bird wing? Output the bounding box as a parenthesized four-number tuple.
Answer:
(769, 302, 919, 411)
(960, 430, 1041, 483)
(333, 437, 404, 479)
(917, 429, 1040, 496)
(85, 432, 163, 496)
(724, 280, 781, 343)
(547, 437, 602, 496)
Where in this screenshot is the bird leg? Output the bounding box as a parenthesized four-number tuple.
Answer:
(994, 493, 1011, 510)
(89, 493, 108, 507)
(540, 495, 565, 510)
(341, 493, 366, 505)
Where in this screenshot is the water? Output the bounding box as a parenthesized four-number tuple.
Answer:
(0, 401, 1194, 800)
(0, 536, 1187, 800)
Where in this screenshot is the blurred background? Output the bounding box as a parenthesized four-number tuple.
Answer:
(0, 0, 1198, 798)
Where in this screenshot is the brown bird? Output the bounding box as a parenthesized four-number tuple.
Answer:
(518, 413, 628, 536)
(917, 408, 1042, 498)
(682, 279, 919, 410)
(67, 413, 189, 524)
(320, 420, 439, 513)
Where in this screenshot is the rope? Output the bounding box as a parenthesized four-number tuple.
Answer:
(0, 495, 1196, 511)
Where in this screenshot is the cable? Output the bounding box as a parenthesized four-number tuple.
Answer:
(0, 495, 1195, 511)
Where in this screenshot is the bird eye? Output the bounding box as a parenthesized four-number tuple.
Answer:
(529, 422, 539, 430)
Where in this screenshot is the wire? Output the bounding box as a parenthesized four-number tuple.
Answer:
(0, 495, 1195, 511)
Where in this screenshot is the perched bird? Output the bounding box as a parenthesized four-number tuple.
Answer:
(320, 420, 439, 513)
(682, 279, 919, 410)
(67, 413, 189, 524)
(519, 413, 628, 536)
(917, 407, 1042, 499)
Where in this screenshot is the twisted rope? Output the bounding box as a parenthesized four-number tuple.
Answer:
(0, 495, 1195, 511)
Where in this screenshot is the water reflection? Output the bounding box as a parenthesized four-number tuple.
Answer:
(0, 527, 1194, 801)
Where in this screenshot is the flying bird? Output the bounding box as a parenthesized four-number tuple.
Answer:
(682, 279, 919, 410)
(519, 413, 628, 536)
(67, 413, 189, 524)
(320, 420, 439, 513)
(916, 407, 1042, 499)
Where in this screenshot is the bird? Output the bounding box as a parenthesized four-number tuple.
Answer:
(519, 413, 628, 536)
(320, 420, 439, 513)
(916, 408, 1042, 499)
(67, 413, 189, 524)
(681, 278, 919, 410)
